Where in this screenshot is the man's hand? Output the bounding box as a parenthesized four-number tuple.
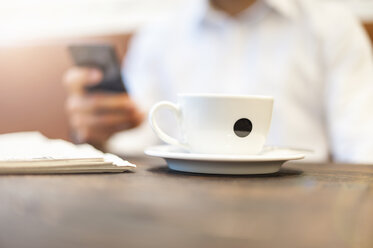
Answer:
(63, 67, 144, 148)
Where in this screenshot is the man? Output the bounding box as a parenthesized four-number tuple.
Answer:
(63, 0, 373, 163)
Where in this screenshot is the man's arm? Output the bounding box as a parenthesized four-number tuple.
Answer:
(323, 7, 373, 163)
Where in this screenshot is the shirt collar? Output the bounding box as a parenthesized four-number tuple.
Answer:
(265, 0, 299, 19)
(191, 0, 299, 28)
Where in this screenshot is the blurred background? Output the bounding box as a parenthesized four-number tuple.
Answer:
(0, 0, 372, 141)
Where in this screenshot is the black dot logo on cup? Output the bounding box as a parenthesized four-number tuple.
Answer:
(233, 118, 252, 138)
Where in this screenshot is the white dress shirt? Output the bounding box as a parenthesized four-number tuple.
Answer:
(107, 0, 373, 163)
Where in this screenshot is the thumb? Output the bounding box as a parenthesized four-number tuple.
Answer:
(63, 67, 103, 95)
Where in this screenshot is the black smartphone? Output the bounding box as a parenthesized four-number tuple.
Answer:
(68, 44, 126, 93)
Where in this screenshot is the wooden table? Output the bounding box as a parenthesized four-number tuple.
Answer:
(0, 157, 372, 248)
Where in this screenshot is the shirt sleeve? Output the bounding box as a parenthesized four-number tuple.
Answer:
(323, 7, 373, 163)
(123, 25, 168, 113)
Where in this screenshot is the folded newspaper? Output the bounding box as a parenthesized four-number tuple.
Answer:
(0, 132, 135, 174)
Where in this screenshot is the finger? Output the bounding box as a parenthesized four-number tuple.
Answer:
(63, 67, 103, 95)
(70, 118, 115, 145)
(70, 111, 143, 130)
(70, 111, 144, 145)
(66, 93, 136, 114)
(65, 95, 93, 114)
(94, 110, 144, 129)
(76, 127, 115, 144)
(87, 93, 137, 113)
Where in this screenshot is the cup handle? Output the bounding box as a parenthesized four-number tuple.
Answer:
(149, 101, 188, 150)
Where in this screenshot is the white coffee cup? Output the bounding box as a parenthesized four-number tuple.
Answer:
(149, 94, 274, 155)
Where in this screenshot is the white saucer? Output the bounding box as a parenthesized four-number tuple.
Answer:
(145, 145, 305, 175)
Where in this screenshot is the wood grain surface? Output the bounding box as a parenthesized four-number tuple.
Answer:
(0, 157, 372, 248)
